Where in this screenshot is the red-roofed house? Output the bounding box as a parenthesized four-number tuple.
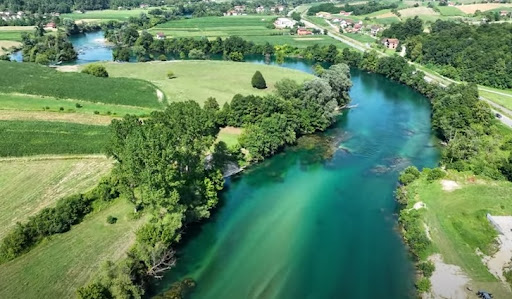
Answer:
(382, 38, 399, 49)
(297, 28, 313, 36)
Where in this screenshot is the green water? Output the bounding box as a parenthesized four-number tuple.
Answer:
(153, 69, 440, 298)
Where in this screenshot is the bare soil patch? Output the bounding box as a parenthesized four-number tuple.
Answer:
(427, 254, 470, 299)
(399, 7, 439, 17)
(220, 126, 243, 135)
(441, 179, 461, 192)
(0, 110, 116, 125)
(56, 65, 79, 72)
(0, 40, 21, 55)
(456, 3, 512, 14)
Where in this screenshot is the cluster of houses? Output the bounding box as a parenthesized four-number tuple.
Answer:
(0, 11, 24, 21)
(255, 5, 285, 14)
(225, 5, 286, 16)
(272, 17, 313, 35)
(224, 5, 247, 16)
(315, 10, 353, 19)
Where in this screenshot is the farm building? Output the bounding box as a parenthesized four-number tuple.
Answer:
(155, 32, 166, 40)
(274, 18, 296, 29)
(382, 38, 399, 49)
(339, 10, 353, 16)
(297, 28, 313, 36)
(45, 22, 56, 29)
(256, 6, 265, 13)
(370, 25, 381, 36)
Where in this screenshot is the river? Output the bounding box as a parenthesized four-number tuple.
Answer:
(16, 32, 440, 298)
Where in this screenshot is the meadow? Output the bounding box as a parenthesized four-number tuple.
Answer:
(0, 198, 144, 299)
(61, 8, 158, 21)
(0, 156, 112, 238)
(0, 120, 109, 156)
(0, 62, 161, 108)
(0, 26, 34, 41)
(436, 6, 468, 17)
(150, 15, 336, 48)
(408, 171, 512, 296)
(100, 60, 314, 105)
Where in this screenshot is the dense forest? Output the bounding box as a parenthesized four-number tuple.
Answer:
(307, 1, 398, 16)
(383, 18, 512, 89)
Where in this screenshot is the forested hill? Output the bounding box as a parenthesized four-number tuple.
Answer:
(0, 0, 162, 13)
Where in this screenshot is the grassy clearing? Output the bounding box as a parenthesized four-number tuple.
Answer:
(61, 8, 157, 20)
(150, 15, 336, 48)
(0, 26, 34, 41)
(0, 155, 112, 238)
(0, 198, 143, 299)
(217, 126, 242, 147)
(342, 33, 376, 43)
(0, 61, 161, 108)
(480, 90, 512, 112)
(408, 172, 512, 296)
(101, 60, 314, 105)
(0, 120, 109, 156)
(436, 6, 468, 16)
(0, 93, 153, 117)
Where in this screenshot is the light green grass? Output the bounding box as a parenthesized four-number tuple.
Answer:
(0, 198, 143, 299)
(101, 60, 314, 105)
(437, 6, 468, 16)
(480, 90, 512, 112)
(0, 61, 161, 109)
(0, 93, 153, 116)
(342, 33, 376, 43)
(61, 8, 158, 20)
(408, 172, 512, 296)
(217, 127, 242, 148)
(0, 156, 112, 238)
(0, 120, 109, 156)
(0, 30, 31, 41)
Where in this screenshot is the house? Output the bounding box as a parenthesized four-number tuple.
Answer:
(256, 6, 265, 13)
(315, 12, 332, 19)
(339, 10, 353, 16)
(340, 19, 354, 28)
(234, 5, 246, 13)
(370, 25, 381, 36)
(500, 10, 509, 17)
(45, 22, 56, 29)
(382, 38, 399, 49)
(332, 18, 341, 23)
(155, 32, 166, 40)
(139, 4, 149, 9)
(276, 5, 285, 12)
(297, 27, 313, 35)
(224, 9, 238, 16)
(274, 17, 296, 29)
(353, 23, 362, 32)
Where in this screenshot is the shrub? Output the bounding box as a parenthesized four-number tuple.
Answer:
(251, 71, 267, 89)
(81, 64, 109, 78)
(418, 261, 435, 277)
(399, 166, 421, 185)
(427, 168, 445, 181)
(158, 54, 167, 61)
(35, 53, 49, 65)
(106, 216, 117, 224)
(94, 111, 100, 114)
(59, 107, 64, 111)
(75, 103, 83, 108)
(415, 277, 431, 293)
(167, 70, 176, 79)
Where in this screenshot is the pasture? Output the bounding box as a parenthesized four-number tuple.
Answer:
(436, 6, 468, 16)
(149, 15, 335, 48)
(61, 8, 158, 21)
(0, 26, 34, 41)
(0, 198, 144, 299)
(0, 61, 161, 108)
(0, 120, 109, 156)
(100, 60, 314, 105)
(0, 155, 112, 238)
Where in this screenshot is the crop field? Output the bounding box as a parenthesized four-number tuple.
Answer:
(0, 120, 109, 156)
(0, 198, 144, 299)
(61, 8, 158, 20)
(408, 172, 512, 296)
(150, 15, 336, 48)
(101, 60, 314, 105)
(455, 3, 512, 14)
(0, 62, 161, 108)
(0, 156, 112, 238)
(0, 26, 34, 41)
(0, 93, 153, 117)
(436, 6, 468, 16)
(398, 7, 439, 17)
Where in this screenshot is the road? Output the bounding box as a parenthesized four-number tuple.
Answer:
(301, 13, 512, 128)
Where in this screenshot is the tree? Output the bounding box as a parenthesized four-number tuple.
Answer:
(35, 53, 49, 65)
(188, 49, 206, 60)
(320, 64, 352, 106)
(167, 71, 176, 79)
(251, 71, 267, 89)
(81, 64, 109, 78)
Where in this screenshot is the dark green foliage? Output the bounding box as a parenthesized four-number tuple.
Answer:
(21, 32, 77, 63)
(381, 17, 423, 41)
(308, 2, 398, 16)
(394, 186, 409, 207)
(0, 61, 161, 108)
(112, 47, 131, 62)
(399, 209, 432, 260)
(415, 277, 431, 293)
(106, 216, 117, 224)
(0, 120, 109, 156)
(76, 282, 113, 299)
(399, 166, 421, 185)
(500, 156, 512, 181)
(154, 278, 196, 299)
(251, 71, 267, 89)
(427, 168, 445, 181)
(418, 261, 435, 277)
(81, 64, 109, 78)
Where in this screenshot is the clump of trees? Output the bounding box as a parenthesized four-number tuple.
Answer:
(81, 64, 109, 77)
(20, 26, 77, 64)
(308, 2, 398, 16)
(251, 71, 267, 89)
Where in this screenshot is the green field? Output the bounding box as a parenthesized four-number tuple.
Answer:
(0, 198, 143, 299)
(342, 32, 376, 43)
(0, 62, 161, 108)
(480, 90, 512, 113)
(61, 8, 158, 20)
(0, 93, 153, 117)
(436, 6, 468, 16)
(0, 156, 112, 238)
(217, 127, 242, 147)
(100, 60, 314, 105)
(150, 15, 336, 48)
(0, 120, 109, 156)
(0, 27, 34, 41)
(408, 172, 512, 296)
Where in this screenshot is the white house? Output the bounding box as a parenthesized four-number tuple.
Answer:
(274, 17, 296, 29)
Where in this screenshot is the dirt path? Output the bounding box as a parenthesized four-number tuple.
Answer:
(428, 254, 470, 299)
(0, 110, 116, 125)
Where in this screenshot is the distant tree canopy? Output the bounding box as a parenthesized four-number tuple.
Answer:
(308, 1, 398, 16)
(381, 16, 424, 41)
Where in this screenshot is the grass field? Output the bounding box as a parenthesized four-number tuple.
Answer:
(455, 3, 512, 14)
(0, 61, 161, 108)
(0, 198, 143, 299)
(0, 120, 109, 156)
(0, 26, 34, 41)
(149, 15, 336, 48)
(0, 93, 153, 117)
(101, 60, 314, 105)
(0, 155, 112, 238)
(480, 90, 512, 113)
(436, 6, 468, 16)
(342, 32, 376, 43)
(61, 8, 159, 21)
(408, 172, 512, 296)
(217, 127, 242, 147)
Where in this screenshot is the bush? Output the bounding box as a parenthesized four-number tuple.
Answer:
(75, 103, 83, 108)
(93, 111, 100, 115)
(59, 107, 64, 111)
(158, 54, 167, 61)
(106, 216, 117, 224)
(251, 71, 267, 89)
(427, 168, 445, 181)
(167, 70, 176, 79)
(399, 166, 421, 185)
(418, 261, 435, 277)
(81, 64, 109, 78)
(35, 53, 49, 65)
(415, 277, 431, 293)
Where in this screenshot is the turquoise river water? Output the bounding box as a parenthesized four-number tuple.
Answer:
(14, 32, 441, 298)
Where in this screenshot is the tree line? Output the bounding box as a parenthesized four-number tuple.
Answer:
(307, 1, 398, 16)
(19, 26, 77, 63)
